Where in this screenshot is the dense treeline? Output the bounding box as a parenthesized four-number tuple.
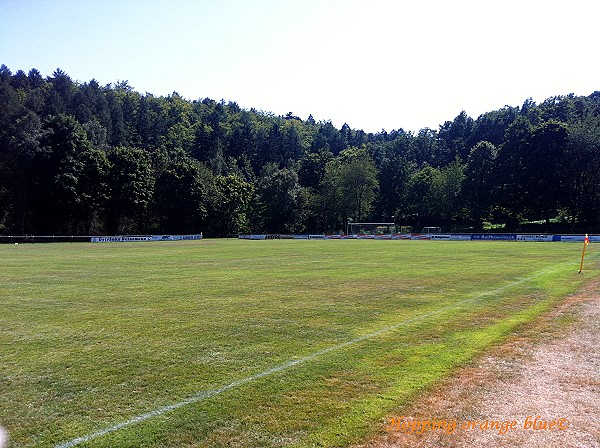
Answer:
(1, 65, 599, 236)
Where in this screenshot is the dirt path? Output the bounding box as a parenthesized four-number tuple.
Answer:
(360, 279, 600, 448)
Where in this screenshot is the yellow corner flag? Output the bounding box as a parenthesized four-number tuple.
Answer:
(579, 233, 590, 273)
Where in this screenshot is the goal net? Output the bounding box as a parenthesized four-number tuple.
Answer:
(347, 222, 396, 235)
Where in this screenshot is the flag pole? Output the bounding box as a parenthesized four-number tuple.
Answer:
(579, 233, 589, 273)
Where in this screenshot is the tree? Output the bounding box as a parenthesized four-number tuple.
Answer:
(438, 111, 475, 162)
(77, 145, 110, 233)
(464, 141, 498, 226)
(44, 68, 75, 116)
(0, 76, 43, 233)
(208, 174, 254, 236)
(152, 151, 214, 234)
(523, 120, 570, 224)
(338, 147, 379, 222)
(298, 150, 333, 189)
(256, 164, 304, 233)
(404, 160, 464, 227)
(470, 106, 518, 147)
(30, 114, 108, 234)
(0, 64, 12, 82)
(315, 147, 379, 231)
(404, 166, 436, 226)
(567, 116, 600, 228)
(495, 116, 534, 219)
(497, 117, 571, 226)
(409, 128, 440, 166)
(106, 146, 155, 234)
(373, 152, 413, 223)
(432, 159, 465, 223)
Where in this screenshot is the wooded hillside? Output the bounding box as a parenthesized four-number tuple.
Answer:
(1, 65, 599, 236)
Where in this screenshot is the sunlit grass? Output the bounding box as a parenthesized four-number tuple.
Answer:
(0, 240, 595, 447)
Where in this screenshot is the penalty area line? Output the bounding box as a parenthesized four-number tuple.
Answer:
(55, 265, 564, 448)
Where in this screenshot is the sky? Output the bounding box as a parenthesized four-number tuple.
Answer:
(1, 0, 598, 133)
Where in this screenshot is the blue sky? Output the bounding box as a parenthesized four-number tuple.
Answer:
(1, 0, 598, 133)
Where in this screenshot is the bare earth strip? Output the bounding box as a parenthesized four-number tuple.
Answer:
(361, 278, 600, 448)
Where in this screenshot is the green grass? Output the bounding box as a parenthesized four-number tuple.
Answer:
(0, 240, 596, 447)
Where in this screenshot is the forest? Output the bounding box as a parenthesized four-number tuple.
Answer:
(1, 65, 599, 237)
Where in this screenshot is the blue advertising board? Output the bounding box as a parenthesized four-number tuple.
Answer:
(471, 234, 517, 240)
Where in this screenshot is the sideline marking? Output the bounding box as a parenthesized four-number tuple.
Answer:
(55, 265, 567, 448)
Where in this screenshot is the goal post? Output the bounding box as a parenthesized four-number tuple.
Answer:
(346, 222, 396, 235)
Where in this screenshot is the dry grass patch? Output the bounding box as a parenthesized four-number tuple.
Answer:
(361, 278, 600, 448)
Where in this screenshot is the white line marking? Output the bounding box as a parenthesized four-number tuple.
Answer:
(55, 265, 565, 447)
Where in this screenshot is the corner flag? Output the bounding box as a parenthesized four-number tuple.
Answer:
(579, 234, 590, 273)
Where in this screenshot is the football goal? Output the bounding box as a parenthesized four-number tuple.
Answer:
(346, 222, 396, 235)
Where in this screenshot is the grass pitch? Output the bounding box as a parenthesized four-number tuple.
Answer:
(0, 240, 595, 447)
